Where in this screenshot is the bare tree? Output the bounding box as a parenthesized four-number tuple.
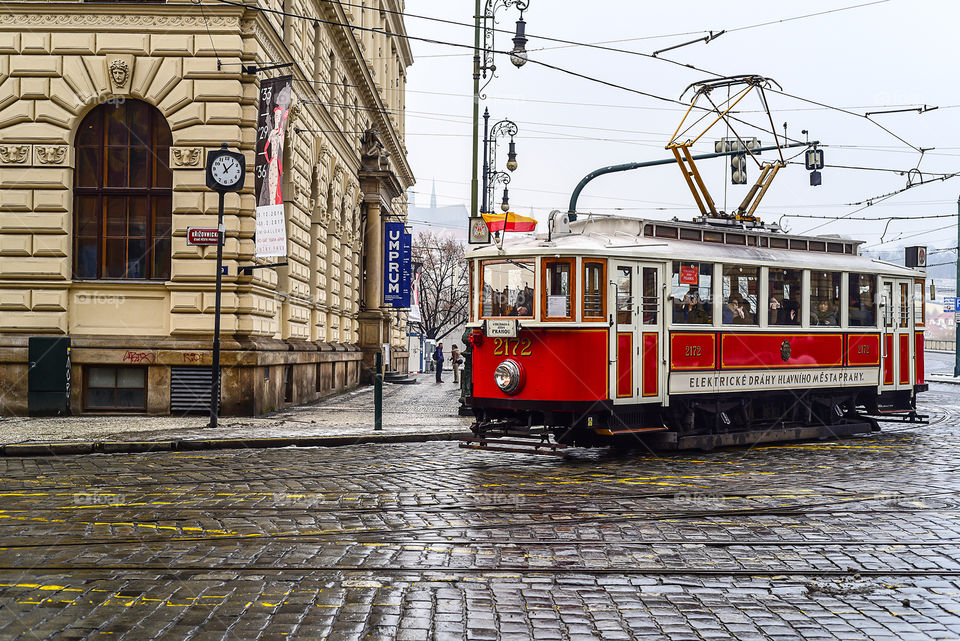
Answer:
(410, 231, 468, 340)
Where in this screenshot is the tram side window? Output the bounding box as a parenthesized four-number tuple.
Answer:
(900, 282, 910, 328)
(768, 268, 802, 325)
(543, 259, 574, 320)
(810, 271, 841, 326)
(671, 261, 713, 324)
(642, 267, 657, 324)
(721, 265, 758, 325)
(914, 280, 925, 326)
(882, 282, 894, 327)
(616, 266, 632, 324)
(481, 260, 535, 318)
(582, 260, 605, 320)
(848, 273, 877, 327)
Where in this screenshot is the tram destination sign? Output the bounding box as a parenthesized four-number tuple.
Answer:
(485, 319, 517, 338)
(187, 227, 220, 246)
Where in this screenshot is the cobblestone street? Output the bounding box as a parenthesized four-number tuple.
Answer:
(1, 379, 960, 639)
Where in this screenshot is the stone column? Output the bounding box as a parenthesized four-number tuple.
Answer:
(357, 130, 403, 377)
(358, 196, 386, 373)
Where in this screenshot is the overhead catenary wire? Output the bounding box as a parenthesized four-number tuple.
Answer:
(208, 0, 952, 235)
(204, 0, 845, 147)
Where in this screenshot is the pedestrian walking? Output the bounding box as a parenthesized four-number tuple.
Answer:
(432, 342, 444, 383)
(451, 344, 462, 384)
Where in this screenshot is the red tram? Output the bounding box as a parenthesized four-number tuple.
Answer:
(461, 214, 928, 452)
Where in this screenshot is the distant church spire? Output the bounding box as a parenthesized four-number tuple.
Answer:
(430, 179, 437, 209)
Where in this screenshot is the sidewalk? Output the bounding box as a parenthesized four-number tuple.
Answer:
(0, 373, 473, 456)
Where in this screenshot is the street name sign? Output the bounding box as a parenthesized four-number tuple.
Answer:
(187, 227, 220, 246)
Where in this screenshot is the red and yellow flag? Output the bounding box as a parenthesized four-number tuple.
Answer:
(482, 212, 537, 233)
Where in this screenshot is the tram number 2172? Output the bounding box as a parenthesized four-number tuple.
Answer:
(492, 337, 533, 357)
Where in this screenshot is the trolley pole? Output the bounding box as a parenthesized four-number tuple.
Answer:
(209, 190, 225, 428)
(954, 196, 959, 377)
(374, 352, 383, 431)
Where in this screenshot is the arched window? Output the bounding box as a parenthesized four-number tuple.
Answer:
(74, 100, 172, 280)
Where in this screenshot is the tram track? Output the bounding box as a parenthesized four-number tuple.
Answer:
(0, 564, 957, 578)
(3, 490, 960, 550)
(0, 483, 954, 516)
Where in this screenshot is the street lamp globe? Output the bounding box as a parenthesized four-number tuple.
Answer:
(509, 18, 528, 68)
(500, 188, 510, 212)
(506, 139, 518, 172)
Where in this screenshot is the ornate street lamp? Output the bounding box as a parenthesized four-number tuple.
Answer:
(470, 0, 531, 228)
(481, 109, 519, 217)
(509, 16, 528, 68)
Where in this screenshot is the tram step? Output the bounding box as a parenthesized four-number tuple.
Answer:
(594, 427, 668, 437)
(459, 437, 570, 456)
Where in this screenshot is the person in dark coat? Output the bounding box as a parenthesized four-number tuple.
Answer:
(433, 343, 444, 383)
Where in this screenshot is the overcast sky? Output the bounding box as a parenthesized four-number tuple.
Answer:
(400, 0, 960, 255)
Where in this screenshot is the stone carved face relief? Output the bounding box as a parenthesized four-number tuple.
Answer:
(109, 60, 129, 88)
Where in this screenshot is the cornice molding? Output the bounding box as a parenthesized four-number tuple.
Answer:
(0, 4, 244, 30)
(322, 2, 414, 187)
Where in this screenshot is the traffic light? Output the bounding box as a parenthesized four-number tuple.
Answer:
(731, 153, 748, 185)
(805, 147, 824, 186)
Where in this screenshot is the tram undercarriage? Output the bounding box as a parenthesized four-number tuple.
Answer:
(463, 387, 927, 454)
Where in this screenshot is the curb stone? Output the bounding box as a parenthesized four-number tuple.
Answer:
(0, 430, 474, 458)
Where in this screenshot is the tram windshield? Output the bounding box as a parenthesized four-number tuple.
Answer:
(481, 260, 535, 318)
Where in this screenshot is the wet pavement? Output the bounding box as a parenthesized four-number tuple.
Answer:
(1, 380, 960, 639)
(0, 373, 470, 446)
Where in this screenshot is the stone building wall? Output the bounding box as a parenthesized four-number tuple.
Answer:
(0, 0, 414, 416)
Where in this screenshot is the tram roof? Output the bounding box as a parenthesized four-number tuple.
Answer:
(468, 215, 922, 278)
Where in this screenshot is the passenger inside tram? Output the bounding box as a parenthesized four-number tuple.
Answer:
(723, 296, 745, 324)
(811, 299, 838, 326)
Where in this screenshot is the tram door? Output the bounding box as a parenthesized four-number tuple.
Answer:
(609, 261, 664, 404)
(879, 277, 915, 391)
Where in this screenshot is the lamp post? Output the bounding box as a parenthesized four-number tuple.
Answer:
(954, 196, 959, 377)
(470, 0, 530, 225)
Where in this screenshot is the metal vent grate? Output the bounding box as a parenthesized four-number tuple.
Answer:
(170, 367, 220, 414)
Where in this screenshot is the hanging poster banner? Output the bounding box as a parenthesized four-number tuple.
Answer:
(383, 222, 411, 307)
(401, 231, 412, 308)
(254, 75, 293, 258)
(408, 266, 423, 323)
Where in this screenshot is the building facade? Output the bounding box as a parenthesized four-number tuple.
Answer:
(0, 0, 414, 415)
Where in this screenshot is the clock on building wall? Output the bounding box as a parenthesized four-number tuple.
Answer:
(468, 216, 491, 244)
(205, 143, 246, 193)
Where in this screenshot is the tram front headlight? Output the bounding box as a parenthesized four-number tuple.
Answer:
(494, 359, 524, 395)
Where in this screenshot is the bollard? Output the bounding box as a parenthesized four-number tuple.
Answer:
(374, 352, 383, 431)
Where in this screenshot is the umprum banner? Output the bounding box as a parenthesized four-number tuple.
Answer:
(254, 75, 293, 258)
(383, 222, 411, 308)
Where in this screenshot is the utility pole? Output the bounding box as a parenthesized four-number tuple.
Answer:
(470, 0, 481, 221)
(954, 196, 959, 377)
